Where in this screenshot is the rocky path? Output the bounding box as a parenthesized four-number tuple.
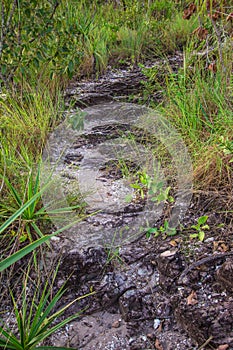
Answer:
(43, 61, 233, 350)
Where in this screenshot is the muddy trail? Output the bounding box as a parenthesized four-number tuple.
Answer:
(2, 58, 233, 350)
(41, 59, 233, 350)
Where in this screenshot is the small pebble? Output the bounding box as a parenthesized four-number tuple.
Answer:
(205, 237, 214, 242)
(153, 319, 161, 330)
(50, 236, 60, 242)
(112, 320, 120, 328)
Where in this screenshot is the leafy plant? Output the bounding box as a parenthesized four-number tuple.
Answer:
(149, 181, 174, 204)
(190, 215, 209, 242)
(0, 177, 89, 273)
(127, 170, 174, 204)
(0, 269, 93, 349)
(146, 220, 177, 238)
(67, 110, 86, 131)
(0, 166, 81, 243)
(0, 188, 53, 272)
(129, 171, 151, 200)
(218, 136, 233, 163)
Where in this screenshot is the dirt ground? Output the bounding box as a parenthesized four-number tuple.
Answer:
(40, 188, 233, 350)
(1, 60, 232, 350)
(46, 64, 233, 349)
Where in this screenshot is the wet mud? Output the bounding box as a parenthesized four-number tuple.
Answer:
(43, 64, 233, 350)
(2, 59, 232, 350)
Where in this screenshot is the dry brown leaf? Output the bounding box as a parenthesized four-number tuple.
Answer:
(155, 338, 164, 350)
(213, 241, 229, 252)
(208, 62, 217, 73)
(219, 243, 229, 252)
(187, 290, 198, 305)
(169, 238, 180, 247)
(197, 27, 208, 40)
(183, 3, 196, 20)
(160, 249, 178, 257)
(157, 319, 164, 333)
(213, 240, 220, 251)
(192, 26, 208, 40)
(216, 344, 229, 350)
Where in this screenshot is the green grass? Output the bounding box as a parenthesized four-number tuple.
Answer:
(0, 0, 232, 346)
(0, 83, 65, 248)
(0, 0, 195, 84)
(0, 266, 93, 349)
(161, 42, 232, 185)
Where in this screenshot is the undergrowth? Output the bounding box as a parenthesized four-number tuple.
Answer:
(0, 0, 232, 346)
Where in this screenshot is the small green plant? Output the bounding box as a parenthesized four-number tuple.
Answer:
(190, 215, 209, 242)
(67, 110, 86, 131)
(128, 171, 151, 200)
(218, 136, 233, 163)
(126, 170, 174, 204)
(0, 166, 81, 243)
(0, 269, 93, 350)
(146, 220, 177, 238)
(106, 246, 124, 265)
(0, 178, 90, 273)
(148, 181, 174, 204)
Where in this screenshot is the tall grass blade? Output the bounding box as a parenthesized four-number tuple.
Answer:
(0, 190, 44, 235)
(0, 210, 91, 272)
(0, 235, 52, 272)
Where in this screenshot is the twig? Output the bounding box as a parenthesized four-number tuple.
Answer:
(198, 335, 214, 350)
(178, 252, 233, 284)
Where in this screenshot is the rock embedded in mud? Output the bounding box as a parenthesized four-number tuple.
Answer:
(64, 152, 84, 164)
(156, 251, 185, 292)
(119, 289, 142, 321)
(61, 246, 108, 282)
(216, 258, 233, 292)
(175, 291, 233, 347)
(157, 251, 185, 279)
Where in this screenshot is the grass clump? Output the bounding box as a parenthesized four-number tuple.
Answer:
(0, 0, 195, 84)
(0, 266, 92, 350)
(141, 0, 233, 191)
(161, 47, 232, 189)
(0, 84, 64, 232)
(0, 0, 232, 346)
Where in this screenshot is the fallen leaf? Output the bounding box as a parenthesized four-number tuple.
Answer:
(187, 290, 198, 305)
(192, 26, 208, 40)
(218, 243, 229, 252)
(213, 240, 228, 252)
(155, 338, 164, 350)
(183, 3, 196, 20)
(208, 62, 217, 73)
(198, 27, 208, 40)
(169, 239, 179, 247)
(213, 241, 219, 251)
(160, 249, 178, 257)
(157, 320, 163, 332)
(216, 345, 229, 350)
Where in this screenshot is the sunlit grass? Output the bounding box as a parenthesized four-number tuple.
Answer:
(156, 46, 233, 190)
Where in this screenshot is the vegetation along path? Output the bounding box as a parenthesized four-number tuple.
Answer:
(0, 1, 232, 350)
